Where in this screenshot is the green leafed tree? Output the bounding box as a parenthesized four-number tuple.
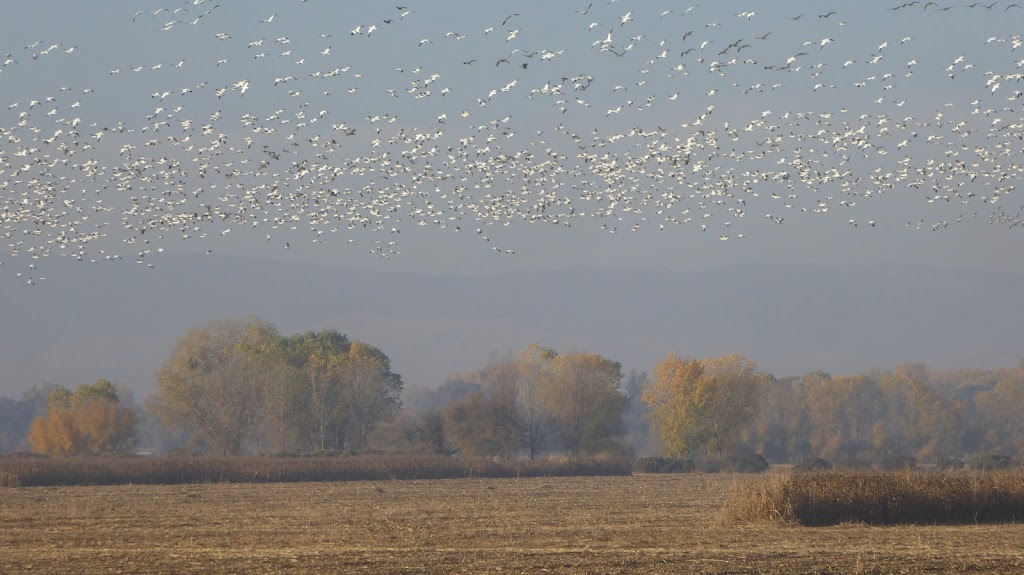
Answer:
(281, 330, 351, 452)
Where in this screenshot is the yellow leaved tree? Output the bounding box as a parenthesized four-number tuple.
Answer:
(644, 353, 764, 460)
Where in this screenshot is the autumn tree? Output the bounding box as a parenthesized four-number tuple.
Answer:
(973, 369, 1024, 456)
(394, 409, 456, 455)
(875, 364, 959, 461)
(338, 341, 403, 451)
(150, 316, 279, 455)
(255, 359, 304, 454)
(27, 380, 137, 455)
(622, 370, 653, 455)
(515, 344, 557, 459)
(27, 404, 77, 456)
(541, 351, 628, 456)
(151, 319, 403, 455)
(443, 390, 522, 458)
(803, 372, 883, 464)
(751, 376, 811, 463)
(644, 354, 705, 459)
(434, 352, 523, 458)
(644, 353, 765, 461)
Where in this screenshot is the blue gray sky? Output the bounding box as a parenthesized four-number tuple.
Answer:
(1, 1, 1022, 396)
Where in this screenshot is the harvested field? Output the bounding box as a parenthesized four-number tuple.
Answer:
(2, 474, 1023, 574)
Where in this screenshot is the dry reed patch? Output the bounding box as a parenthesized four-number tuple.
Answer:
(721, 470, 1024, 526)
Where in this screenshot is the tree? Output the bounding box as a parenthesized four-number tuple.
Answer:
(0, 387, 52, 453)
(974, 371, 1024, 456)
(803, 372, 883, 464)
(150, 316, 279, 455)
(256, 360, 304, 454)
(27, 380, 138, 456)
(27, 406, 77, 456)
(644, 353, 764, 461)
(644, 353, 706, 459)
(698, 354, 765, 458)
(515, 344, 557, 459)
(443, 390, 521, 458)
(338, 341, 403, 451)
(876, 364, 959, 461)
(752, 376, 811, 463)
(282, 330, 350, 452)
(622, 369, 653, 454)
(408, 410, 455, 455)
(541, 351, 628, 456)
(280, 331, 403, 453)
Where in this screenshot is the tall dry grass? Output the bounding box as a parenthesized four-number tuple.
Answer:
(720, 470, 1024, 526)
(0, 454, 632, 487)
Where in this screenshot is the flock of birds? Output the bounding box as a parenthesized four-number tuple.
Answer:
(2, 0, 1023, 284)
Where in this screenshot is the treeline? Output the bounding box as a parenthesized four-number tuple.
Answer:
(2, 314, 1023, 469)
(4, 316, 404, 457)
(401, 354, 1024, 468)
(746, 362, 1024, 468)
(399, 345, 632, 459)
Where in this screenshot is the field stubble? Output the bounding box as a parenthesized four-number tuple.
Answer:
(2, 473, 1023, 574)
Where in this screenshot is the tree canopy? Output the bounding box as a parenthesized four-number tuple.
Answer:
(150, 316, 402, 455)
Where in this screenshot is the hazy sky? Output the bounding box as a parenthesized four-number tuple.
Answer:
(1, 1, 1022, 396)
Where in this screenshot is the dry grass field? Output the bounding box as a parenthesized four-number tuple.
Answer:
(2, 473, 1023, 574)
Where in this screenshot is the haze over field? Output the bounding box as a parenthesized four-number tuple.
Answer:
(1, 1, 1022, 397)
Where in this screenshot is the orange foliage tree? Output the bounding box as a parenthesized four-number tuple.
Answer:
(27, 379, 138, 455)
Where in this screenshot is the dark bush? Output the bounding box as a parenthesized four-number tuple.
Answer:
(877, 455, 917, 471)
(936, 456, 964, 470)
(723, 453, 769, 473)
(793, 457, 832, 472)
(695, 459, 722, 473)
(634, 456, 694, 473)
(971, 454, 1013, 471)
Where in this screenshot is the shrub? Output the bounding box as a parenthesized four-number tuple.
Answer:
(936, 456, 964, 470)
(689, 454, 769, 474)
(793, 457, 832, 472)
(634, 456, 694, 474)
(877, 455, 917, 471)
(970, 454, 1013, 471)
(722, 453, 769, 473)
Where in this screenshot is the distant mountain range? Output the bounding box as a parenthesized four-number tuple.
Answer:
(2, 254, 1021, 398)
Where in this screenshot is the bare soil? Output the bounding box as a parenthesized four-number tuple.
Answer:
(2, 474, 1022, 574)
